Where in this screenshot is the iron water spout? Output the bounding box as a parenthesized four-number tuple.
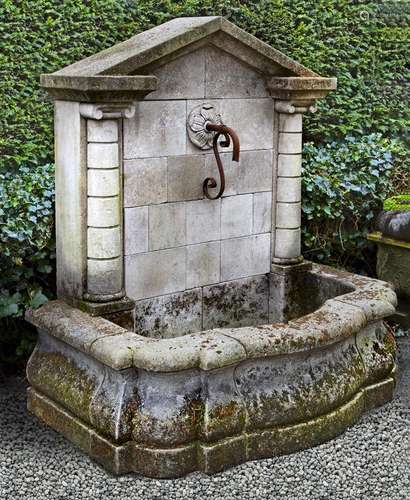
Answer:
(203, 122, 240, 200)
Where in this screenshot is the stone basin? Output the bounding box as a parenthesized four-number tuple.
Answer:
(26, 263, 397, 478)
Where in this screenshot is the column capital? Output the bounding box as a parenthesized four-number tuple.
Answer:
(79, 102, 136, 120)
(274, 100, 317, 115)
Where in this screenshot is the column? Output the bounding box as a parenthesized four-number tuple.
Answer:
(272, 100, 315, 265)
(80, 103, 135, 303)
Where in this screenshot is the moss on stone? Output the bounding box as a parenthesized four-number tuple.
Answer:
(383, 194, 410, 211)
(27, 349, 97, 424)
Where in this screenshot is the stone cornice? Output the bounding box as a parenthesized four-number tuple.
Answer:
(40, 74, 157, 102)
(269, 76, 337, 105)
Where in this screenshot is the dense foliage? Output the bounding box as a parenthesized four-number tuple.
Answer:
(0, 0, 408, 365)
(0, 163, 54, 369)
(302, 134, 401, 271)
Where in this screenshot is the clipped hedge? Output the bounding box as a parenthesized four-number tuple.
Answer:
(0, 0, 409, 365)
(1, 0, 409, 170)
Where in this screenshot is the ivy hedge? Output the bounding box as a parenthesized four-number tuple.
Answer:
(1, 0, 409, 366)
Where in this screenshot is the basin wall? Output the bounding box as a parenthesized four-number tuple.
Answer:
(26, 264, 398, 476)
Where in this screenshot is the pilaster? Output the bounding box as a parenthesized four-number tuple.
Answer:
(269, 77, 336, 266)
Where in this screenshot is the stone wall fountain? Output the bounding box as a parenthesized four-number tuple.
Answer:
(26, 17, 397, 478)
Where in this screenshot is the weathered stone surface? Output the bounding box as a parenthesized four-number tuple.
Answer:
(375, 210, 410, 242)
(26, 328, 395, 478)
(132, 368, 202, 446)
(43, 17, 318, 86)
(200, 365, 246, 441)
(87, 196, 120, 227)
(356, 321, 396, 385)
(26, 301, 127, 355)
(276, 202, 301, 229)
(148, 202, 186, 250)
(134, 289, 202, 338)
(186, 241, 220, 288)
(27, 332, 103, 423)
(125, 247, 186, 300)
(124, 206, 148, 255)
(278, 132, 302, 154)
(87, 226, 121, 259)
(133, 443, 197, 478)
(363, 377, 395, 411)
(247, 390, 363, 461)
(90, 332, 143, 369)
(87, 168, 119, 197)
(376, 239, 410, 298)
(276, 177, 301, 203)
(54, 101, 86, 301)
(336, 286, 397, 322)
(87, 257, 122, 296)
(274, 228, 301, 259)
(103, 308, 134, 331)
(123, 157, 167, 207)
(87, 143, 119, 169)
(277, 153, 302, 177)
(205, 45, 269, 98)
(41, 74, 157, 102)
(269, 261, 314, 322)
(87, 119, 118, 142)
(253, 191, 272, 234)
(26, 265, 397, 371)
(145, 48, 206, 100)
(198, 436, 246, 474)
(186, 198, 221, 244)
(203, 275, 269, 330)
(167, 154, 207, 202)
(124, 101, 186, 158)
(28, 387, 134, 475)
(197, 331, 247, 370)
(221, 233, 270, 281)
(279, 112, 302, 132)
(221, 194, 253, 239)
(235, 337, 365, 431)
(288, 298, 367, 343)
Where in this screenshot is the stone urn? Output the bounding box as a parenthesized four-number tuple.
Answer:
(368, 195, 410, 328)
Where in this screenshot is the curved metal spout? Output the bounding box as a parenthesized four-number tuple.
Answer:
(203, 123, 240, 200)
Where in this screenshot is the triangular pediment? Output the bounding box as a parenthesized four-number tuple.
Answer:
(54, 16, 318, 78)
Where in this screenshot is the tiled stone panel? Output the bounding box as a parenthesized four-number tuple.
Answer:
(133, 274, 270, 338)
(220, 234, 271, 281)
(124, 101, 187, 158)
(123, 47, 275, 336)
(202, 275, 269, 330)
(143, 45, 269, 101)
(134, 289, 202, 338)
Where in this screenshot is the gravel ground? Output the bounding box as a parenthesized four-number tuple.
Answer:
(1, 338, 409, 500)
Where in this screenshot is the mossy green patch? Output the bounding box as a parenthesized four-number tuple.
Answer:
(383, 194, 410, 212)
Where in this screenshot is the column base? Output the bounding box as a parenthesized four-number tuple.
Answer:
(272, 255, 304, 265)
(75, 296, 135, 317)
(269, 260, 313, 322)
